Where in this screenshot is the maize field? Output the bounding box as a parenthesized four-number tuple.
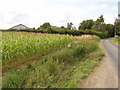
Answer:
(2, 31, 74, 67)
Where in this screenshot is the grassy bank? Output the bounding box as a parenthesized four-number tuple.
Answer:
(3, 35, 104, 88)
(112, 37, 120, 45)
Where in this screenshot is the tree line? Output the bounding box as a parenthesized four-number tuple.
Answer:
(7, 15, 120, 38)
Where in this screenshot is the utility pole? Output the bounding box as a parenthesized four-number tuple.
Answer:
(114, 19, 117, 37)
(118, 1, 120, 19)
(114, 1, 120, 37)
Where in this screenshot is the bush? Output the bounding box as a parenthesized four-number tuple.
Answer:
(116, 32, 120, 36)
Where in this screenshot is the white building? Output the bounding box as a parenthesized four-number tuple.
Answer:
(10, 24, 30, 29)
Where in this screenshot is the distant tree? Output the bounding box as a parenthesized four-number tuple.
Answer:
(97, 15, 104, 24)
(67, 22, 73, 30)
(114, 19, 120, 35)
(114, 19, 120, 26)
(40, 22, 51, 29)
(105, 24, 115, 37)
(33, 27, 35, 29)
(72, 26, 77, 30)
(78, 19, 94, 30)
(61, 26, 65, 29)
(92, 15, 105, 32)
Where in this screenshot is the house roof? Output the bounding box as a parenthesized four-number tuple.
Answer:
(10, 24, 30, 29)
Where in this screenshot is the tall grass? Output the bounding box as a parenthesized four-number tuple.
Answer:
(3, 35, 104, 88)
(112, 37, 120, 45)
(2, 31, 74, 68)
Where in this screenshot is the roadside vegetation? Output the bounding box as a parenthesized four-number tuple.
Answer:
(2, 14, 118, 88)
(2, 15, 119, 39)
(112, 37, 120, 45)
(3, 34, 104, 88)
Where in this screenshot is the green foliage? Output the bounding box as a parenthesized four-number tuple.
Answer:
(26, 63, 35, 70)
(112, 37, 120, 44)
(3, 68, 29, 88)
(3, 36, 104, 88)
(61, 26, 65, 29)
(78, 20, 94, 30)
(114, 19, 120, 36)
(39, 22, 51, 29)
(2, 32, 74, 68)
(8, 28, 37, 31)
(2, 15, 115, 39)
(67, 22, 73, 30)
(2, 28, 110, 39)
(92, 15, 105, 32)
(105, 24, 115, 37)
(78, 30, 109, 38)
(96, 15, 105, 24)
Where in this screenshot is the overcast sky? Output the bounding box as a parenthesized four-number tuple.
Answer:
(0, 0, 119, 29)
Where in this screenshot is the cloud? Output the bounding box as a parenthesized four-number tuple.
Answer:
(0, 13, 4, 21)
(100, 4, 108, 8)
(10, 13, 29, 24)
(0, 0, 118, 29)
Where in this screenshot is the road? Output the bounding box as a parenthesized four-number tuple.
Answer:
(80, 38, 119, 88)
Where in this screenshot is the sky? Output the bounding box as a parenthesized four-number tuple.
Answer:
(0, 0, 119, 29)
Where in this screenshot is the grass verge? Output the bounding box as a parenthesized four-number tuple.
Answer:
(112, 37, 120, 45)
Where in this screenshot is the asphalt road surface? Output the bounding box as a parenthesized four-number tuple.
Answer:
(80, 38, 119, 88)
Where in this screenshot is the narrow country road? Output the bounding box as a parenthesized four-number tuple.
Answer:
(80, 38, 119, 88)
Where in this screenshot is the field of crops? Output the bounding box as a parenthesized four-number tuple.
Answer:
(2, 32, 104, 88)
(2, 31, 74, 68)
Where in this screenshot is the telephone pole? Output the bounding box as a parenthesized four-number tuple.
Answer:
(114, 1, 120, 37)
(118, 1, 120, 20)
